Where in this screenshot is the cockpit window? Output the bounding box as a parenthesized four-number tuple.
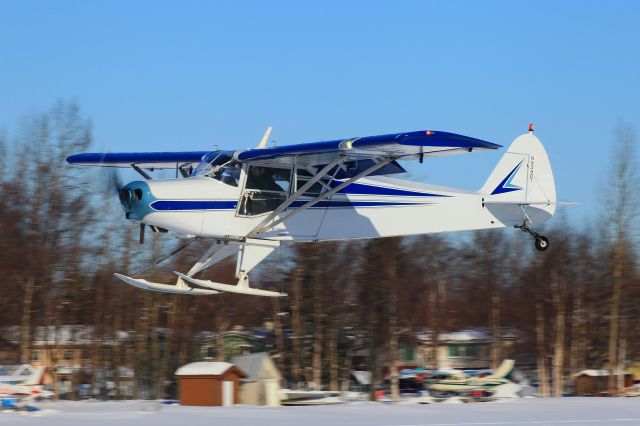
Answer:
(213, 165, 240, 187)
(193, 153, 239, 187)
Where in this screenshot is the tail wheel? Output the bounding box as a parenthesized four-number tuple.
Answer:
(535, 236, 549, 251)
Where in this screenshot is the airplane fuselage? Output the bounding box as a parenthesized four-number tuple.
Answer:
(125, 170, 551, 243)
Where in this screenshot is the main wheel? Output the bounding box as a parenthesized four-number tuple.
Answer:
(535, 236, 549, 251)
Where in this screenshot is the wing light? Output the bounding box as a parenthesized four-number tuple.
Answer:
(339, 138, 357, 151)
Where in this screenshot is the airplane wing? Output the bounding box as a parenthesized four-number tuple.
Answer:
(66, 151, 210, 169)
(66, 130, 500, 177)
(234, 130, 500, 173)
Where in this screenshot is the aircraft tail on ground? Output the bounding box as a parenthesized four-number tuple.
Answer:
(479, 127, 557, 225)
(485, 359, 515, 379)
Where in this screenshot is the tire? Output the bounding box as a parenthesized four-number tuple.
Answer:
(535, 236, 549, 251)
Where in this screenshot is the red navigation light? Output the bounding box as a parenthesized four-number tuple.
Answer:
(425, 130, 433, 135)
(529, 123, 534, 132)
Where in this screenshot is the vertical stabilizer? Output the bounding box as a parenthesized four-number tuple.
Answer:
(24, 366, 45, 386)
(480, 129, 557, 224)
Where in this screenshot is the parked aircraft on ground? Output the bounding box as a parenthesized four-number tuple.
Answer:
(0, 364, 51, 400)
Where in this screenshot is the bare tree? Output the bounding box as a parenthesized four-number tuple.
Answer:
(386, 238, 400, 402)
(290, 267, 304, 388)
(551, 271, 567, 397)
(605, 121, 638, 392)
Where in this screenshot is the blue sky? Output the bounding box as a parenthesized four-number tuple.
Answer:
(1, 0, 639, 222)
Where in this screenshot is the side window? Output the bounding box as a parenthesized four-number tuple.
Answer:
(213, 165, 240, 187)
(63, 349, 74, 361)
(240, 166, 292, 216)
(296, 178, 328, 196)
(245, 166, 292, 193)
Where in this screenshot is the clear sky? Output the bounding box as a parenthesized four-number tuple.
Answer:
(1, 0, 639, 222)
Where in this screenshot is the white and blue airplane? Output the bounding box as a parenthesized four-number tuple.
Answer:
(67, 125, 559, 297)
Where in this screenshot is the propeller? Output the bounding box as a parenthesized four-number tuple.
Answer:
(104, 168, 146, 244)
(106, 167, 126, 195)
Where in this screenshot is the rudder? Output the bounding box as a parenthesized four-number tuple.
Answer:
(480, 130, 557, 225)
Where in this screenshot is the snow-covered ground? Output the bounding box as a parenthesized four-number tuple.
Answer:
(1, 398, 639, 426)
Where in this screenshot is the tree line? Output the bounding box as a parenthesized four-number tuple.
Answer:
(0, 101, 637, 400)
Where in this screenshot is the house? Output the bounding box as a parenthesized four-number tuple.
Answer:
(351, 328, 520, 386)
(413, 329, 519, 370)
(0, 325, 135, 399)
(197, 325, 273, 361)
(175, 362, 247, 406)
(231, 352, 282, 406)
(574, 369, 634, 396)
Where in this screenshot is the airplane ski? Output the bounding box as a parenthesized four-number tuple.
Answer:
(171, 238, 285, 296)
(113, 273, 218, 295)
(175, 272, 286, 297)
(114, 238, 282, 296)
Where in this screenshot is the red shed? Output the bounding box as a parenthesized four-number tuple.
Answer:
(176, 362, 247, 406)
(574, 369, 634, 396)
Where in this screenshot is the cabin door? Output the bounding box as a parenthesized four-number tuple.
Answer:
(237, 165, 292, 216)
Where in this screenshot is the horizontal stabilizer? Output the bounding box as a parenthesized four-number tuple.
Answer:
(114, 273, 218, 295)
(175, 272, 286, 297)
(483, 201, 578, 206)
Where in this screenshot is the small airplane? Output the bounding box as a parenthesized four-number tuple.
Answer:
(0, 364, 52, 401)
(425, 359, 515, 394)
(67, 124, 561, 297)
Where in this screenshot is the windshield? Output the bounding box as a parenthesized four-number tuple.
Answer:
(193, 153, 240, 187)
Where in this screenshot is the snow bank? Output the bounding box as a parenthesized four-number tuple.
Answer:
(2, 398, 640, 425)
(492, 383, 523, 398)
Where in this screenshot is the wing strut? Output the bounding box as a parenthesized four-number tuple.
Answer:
(250, 156, 396, 236)
(247, 156, 346, 237)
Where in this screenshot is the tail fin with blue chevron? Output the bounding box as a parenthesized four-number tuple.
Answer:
(480, 127, 558, 225)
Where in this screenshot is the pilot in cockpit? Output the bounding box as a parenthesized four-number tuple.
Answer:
(246, 166, 285, 192)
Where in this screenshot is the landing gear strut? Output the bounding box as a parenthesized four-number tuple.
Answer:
(515, 223, 549, 251)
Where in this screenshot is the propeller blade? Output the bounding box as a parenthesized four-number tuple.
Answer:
(106, 168, 125, 195)
(139, 223, 145, 245)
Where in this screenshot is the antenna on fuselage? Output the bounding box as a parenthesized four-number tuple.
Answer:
(257, 126, 272, 149)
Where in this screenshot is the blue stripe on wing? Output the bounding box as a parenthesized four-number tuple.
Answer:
(66, 151, 211, 167)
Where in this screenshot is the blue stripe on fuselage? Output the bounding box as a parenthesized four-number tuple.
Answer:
(149, 199, 429, 211)
(288, 200, 428, 208)
(333, 182, 448, 197)
(150, 200, 238, 211)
